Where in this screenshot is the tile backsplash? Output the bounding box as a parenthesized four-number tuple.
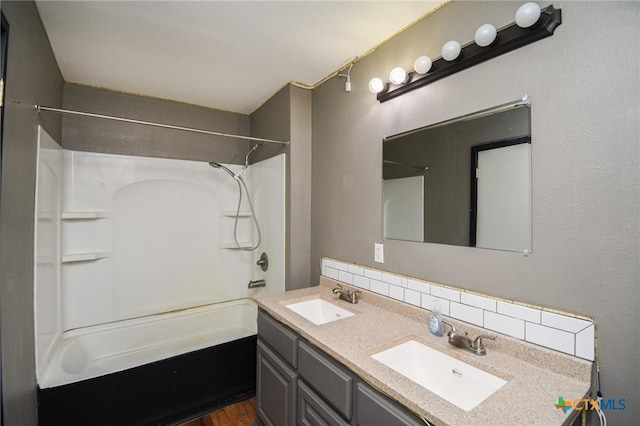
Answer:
(321, 258, 595, 361)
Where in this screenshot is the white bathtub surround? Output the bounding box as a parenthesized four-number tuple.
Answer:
(38, 299, 257, 388)
(321, 258, 596, 361)
(34, 127, 285, 387)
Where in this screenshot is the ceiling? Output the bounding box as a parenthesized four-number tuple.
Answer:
(35, 1, 444, 115)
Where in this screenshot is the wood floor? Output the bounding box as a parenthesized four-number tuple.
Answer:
(179, 397, 256, 426)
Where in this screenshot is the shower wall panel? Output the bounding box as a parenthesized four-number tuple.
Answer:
(35, 127, 64, 379)
(57, 151, 285, 331)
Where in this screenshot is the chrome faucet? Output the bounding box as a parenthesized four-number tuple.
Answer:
(332, 284, 361, 304)
(442, 320, 496, 356)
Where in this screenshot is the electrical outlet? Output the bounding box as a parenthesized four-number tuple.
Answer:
(374, 243, 384, 263)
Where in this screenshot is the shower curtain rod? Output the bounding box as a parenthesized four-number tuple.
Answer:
(34, 105, 290, 146)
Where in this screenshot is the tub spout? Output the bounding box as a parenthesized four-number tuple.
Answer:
(248, 279, 266, 289)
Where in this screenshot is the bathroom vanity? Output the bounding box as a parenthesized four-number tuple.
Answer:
(255, 277, 592, 425)
(256, 308, 424, 426)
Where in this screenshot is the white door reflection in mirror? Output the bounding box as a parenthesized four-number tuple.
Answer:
(383, 176, 424, 242)
(476, 143, 531, 252)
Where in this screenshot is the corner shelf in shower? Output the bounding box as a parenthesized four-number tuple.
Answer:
(62, 251, 111, 263)
(221, 210, 252, 217)
(220, 242, 254, 249)
(62, 211, 110, 220)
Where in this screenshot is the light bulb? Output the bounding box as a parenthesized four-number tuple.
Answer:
(368, 77, 385, 94)
(441, 41, 461, 61)
(515, 2, 541, 28)
(389, 67, 408, 85)
(474, 24, 497, 47)
(414, 56, 432, 74)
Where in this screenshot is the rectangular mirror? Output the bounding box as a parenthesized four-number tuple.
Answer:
(382, 100, 532, 253)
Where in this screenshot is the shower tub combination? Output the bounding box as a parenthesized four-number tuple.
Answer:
(37, 300, 259, 426)
(35, 127, 285, 425)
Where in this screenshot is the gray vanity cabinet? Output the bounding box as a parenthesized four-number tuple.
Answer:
(257, 308, 425, 426)
(356, 383, 425, 426)
(298, 380, 351, 426)
(256, 310, 299, 426)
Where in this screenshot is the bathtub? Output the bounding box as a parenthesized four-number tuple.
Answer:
(38, 298, 257, 389)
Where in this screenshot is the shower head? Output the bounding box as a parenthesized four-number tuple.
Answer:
(208, 161, 237, 179)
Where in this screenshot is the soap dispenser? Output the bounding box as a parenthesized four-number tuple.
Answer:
(429, 301, 444, 337)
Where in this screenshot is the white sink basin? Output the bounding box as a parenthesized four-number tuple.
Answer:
(285, 299, 355, 325)
(372, 340, 507, 411)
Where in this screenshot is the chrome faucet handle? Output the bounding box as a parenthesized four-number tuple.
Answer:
(441, 320, 456, 334)
(349, 290, 361, 304)
(472, 334, 496, 355)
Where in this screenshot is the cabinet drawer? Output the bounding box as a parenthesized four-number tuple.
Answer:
(298, 380, 350, 426)
(298, 340, 354, 420)
(258, 308, 298, 368)
(356, 383, 424, 426)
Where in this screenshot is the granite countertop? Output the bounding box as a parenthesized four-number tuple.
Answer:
(255, 277, 592, 426)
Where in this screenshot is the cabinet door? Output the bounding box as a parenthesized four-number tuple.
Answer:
(298, 380, 350, 426)
(257, 339, 297, 426)
(356, 383, 425, 426)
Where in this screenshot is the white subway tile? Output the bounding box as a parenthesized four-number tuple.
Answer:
(575, 325, 595, 361)
(364, 268, 383, 281)
(407, 279, 430, 294)
(348, 264, 364, 276)
(430, 285, 460, 302)
(389, 285, 404, 301)
(421, 295, 450, 316)
(526, 323, 574, 355)
(497, 301, 541, 323)
(353, 274, 370, 290)
(325, 267, 339, 280)
(484, 311, 525, 340)
(541, 311, 592, 333)
(461, 293, 497, 312)
(322, 258, 593, 362)
(338, 270, 353, 285)
(334, 261, 349, 272)
(404, 289, 421, 307)
(450, 302, 484, 327)
(370, 279, 389, 296)
(382, 273, 403, 286)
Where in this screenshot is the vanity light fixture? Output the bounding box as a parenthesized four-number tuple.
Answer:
(414, 56, 433, 75)
(389, 67, 409, 85)
(368, 77, 386, 94)
(515, 2, 542, 28)
(369, 2, 561, 103)
(441, 40, 462, 61)
(474, 24, 498, 47)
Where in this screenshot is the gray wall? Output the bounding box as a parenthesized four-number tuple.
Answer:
(1, 1, 64, 424)
(311, 1, 639, 424)
(63, 83, 251, 164)
(251, 85, 313, 290)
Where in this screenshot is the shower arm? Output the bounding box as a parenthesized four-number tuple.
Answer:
(234, 143, 264, 179)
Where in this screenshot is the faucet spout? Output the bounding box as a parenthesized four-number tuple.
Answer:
(248, 279, 266, 288)
(332, 284, 360, 304)
(441, 320, 496, 356)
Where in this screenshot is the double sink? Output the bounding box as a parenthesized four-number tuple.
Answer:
(284, 298, 507, 412)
